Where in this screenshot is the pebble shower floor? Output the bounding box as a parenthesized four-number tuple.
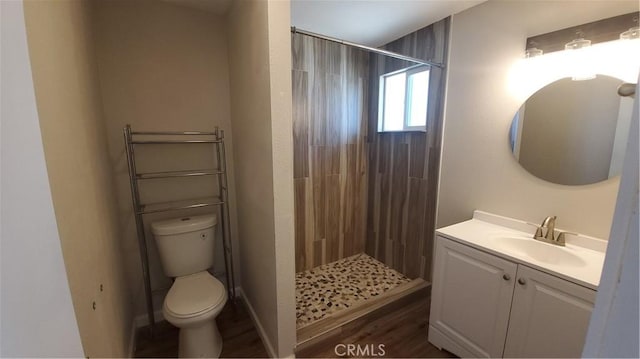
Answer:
(295, 253, 411, 328)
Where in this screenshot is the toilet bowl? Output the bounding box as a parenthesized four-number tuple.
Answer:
(151, 214, 227, 358)
(163, 271, 227, 358)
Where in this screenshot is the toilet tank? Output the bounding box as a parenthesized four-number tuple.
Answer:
(151, 214, 217, 278)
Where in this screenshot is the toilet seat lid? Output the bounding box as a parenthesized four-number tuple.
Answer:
(165, 271, 226, 318)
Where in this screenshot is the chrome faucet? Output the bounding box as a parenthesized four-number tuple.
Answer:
(534, 215, 566, 246)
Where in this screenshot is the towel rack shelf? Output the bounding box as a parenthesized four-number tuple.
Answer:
(136, 169, 224, 180)
(131, 130, 218, 136)
(123, 125, 235, 339)
(138, 197, 225, 215)
(131, 139, 221, 144)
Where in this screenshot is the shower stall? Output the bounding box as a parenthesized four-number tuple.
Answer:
(291, 18, 450, 344)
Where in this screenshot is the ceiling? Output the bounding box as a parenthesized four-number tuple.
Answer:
(161, 0, 485, 47)
(291, 0, 486, 47)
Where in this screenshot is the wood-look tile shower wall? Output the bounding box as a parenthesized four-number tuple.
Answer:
(365, 18, 450, 280)
(292, 34, 370, 272)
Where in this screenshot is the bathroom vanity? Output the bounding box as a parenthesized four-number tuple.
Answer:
(428, 211, 607, 358)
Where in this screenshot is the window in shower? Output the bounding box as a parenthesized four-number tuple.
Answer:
(377, 65, 430, 132)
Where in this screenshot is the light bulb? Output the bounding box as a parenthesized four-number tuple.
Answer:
(565, 38, 595, 80)
(620, 26, 640, 40)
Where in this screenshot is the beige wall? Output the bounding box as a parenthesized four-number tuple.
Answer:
(227, 0, 296, 356)
(92, 0, 239, 318)
(23, 0, 132, 356)
(439, 1, 638, 239)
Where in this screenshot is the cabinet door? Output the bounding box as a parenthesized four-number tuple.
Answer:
(429, 236, 517, 358)
(504, 265, 596, 358)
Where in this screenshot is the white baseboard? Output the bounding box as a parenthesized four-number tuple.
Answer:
(237, 288, 278, 358)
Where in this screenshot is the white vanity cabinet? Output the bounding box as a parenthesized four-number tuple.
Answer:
(429, 235, 596, 358)
(503, 265, 596, 358)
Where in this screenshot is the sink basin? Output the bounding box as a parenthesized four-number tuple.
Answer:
(491, 236, 586, 267)
(437, 212, 607, 289)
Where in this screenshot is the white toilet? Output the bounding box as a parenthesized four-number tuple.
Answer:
(151, 214, 228, 358)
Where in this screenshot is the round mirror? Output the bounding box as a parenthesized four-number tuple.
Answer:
(509, 75, 632, 185)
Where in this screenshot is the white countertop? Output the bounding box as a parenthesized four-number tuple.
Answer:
(436, 211, 608, 290)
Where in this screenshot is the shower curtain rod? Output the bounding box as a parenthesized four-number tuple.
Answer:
(291, 27, 445, 68)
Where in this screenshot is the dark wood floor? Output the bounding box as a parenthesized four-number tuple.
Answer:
(296, 290, 456, 358)
(135, 292, 455, 358)
(134, 299, 268, 358)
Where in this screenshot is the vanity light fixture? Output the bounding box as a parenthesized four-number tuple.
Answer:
(620, 26, 639, 40)
(564, 35, 595, 81)
(525, 47, 543, 58)
(620, 15, 639, 39)
(524, 40, 543, 58)
(564, 37, 591, 50)
(511, 12, 640, 100)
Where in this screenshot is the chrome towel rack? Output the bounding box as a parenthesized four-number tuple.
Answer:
(123, 125, 235, 338)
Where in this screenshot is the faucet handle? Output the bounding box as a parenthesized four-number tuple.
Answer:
(534, 226, 543, 239)
(525, 222, 544, 239)
(556, 231, 577, 246)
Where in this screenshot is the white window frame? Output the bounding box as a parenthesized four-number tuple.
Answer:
(377, 64, 430, 133)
